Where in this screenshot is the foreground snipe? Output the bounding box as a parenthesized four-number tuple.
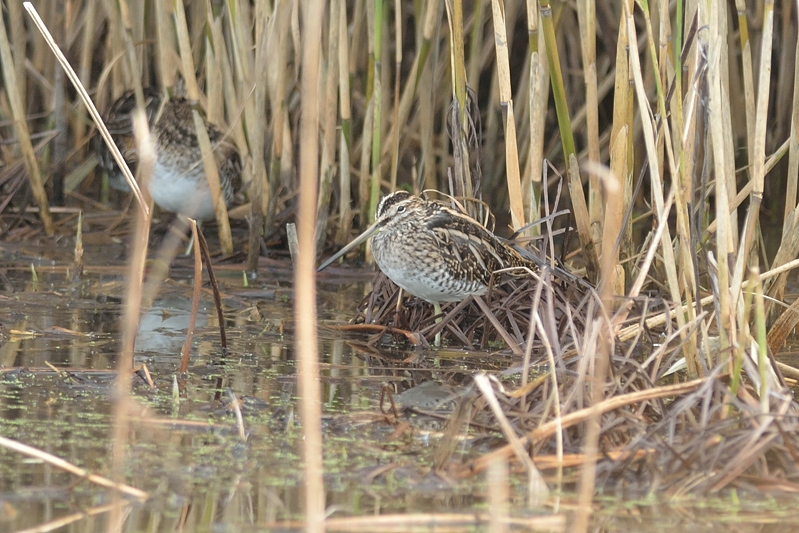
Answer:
(95, 89, 240, 221)
(318, 191, 536, 304)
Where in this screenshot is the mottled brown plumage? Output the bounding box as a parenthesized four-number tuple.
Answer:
(319, 191, 536, 304)
(94, 88, 162, 193)
(95, 89, 240, 220)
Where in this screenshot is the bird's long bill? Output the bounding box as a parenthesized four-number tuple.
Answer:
(317, 220, 381, 272)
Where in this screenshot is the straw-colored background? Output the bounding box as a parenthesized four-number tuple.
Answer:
(1, 0, 797, 358)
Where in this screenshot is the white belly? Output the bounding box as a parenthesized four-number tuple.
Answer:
(149, 161, 216, 220)
(372, 244, 488, 303)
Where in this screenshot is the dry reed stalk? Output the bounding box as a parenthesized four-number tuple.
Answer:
(153, 1, 175, 87)
(16, 501, 131, 533)
(419, 60, 436, 192)
(625, 4, 699, 375)
(173, 0, 234, 256)
(466, 0, 486, 100)
(0, 435, 147, 500)
(221, 0, 253, 127)
(204, 25, 224, 127)
(324, 513, 566, 532)
(0, 7, 53, 234)
(482, 2, 511, 194)
(752, 269, 770, 413)
(680, 9, 702, 242)
(567, 155, 599, 274)
(525, 1, 546, 231)
(474, 374, 548, 504)
(608, 4, 634, 286)
(335, 0, 354, 245)
(767, 293, 799, 354)
(381, 0, 437, 189)
(731, 1, 774, 324)
(733, 0, 757, 172)
(212, 16, 249, 164)
(108, 108, 154, 530)
(533, 281, 564, 496)
(18, 2, 155, 420)
(6, 0, 26, 100)
(30, 4, 52, 93)
(702, 3, 735, 350)
(487, 454, 509, 533)
(74, 2, 96, 145)
(443, 0, 474, 197)
(368, 0, 385, 222)
(599, 131, 626, 297)
(317, 0, 342, 251)
(297, 1, 325, 530)
(349, 0, 366, 88)
(672, 9, 704, 350)
(670, 0, 686, 210)
(576, 0, 601, 247)
(785, 34, 799, 221)
(243, 4, 268, 273)
(656, 2, 672, 140)
(575, 207, 619, 532)
(574, 249, 614, 530)
(646, 2, 701, 367)
(618, 250, 799, 345)
(72, 211, 84, 282)
(774, 4, 796, 138)
(228, 0, 255, 84)
(388, 0, 402, 192)
(461, 377, 708, 478)
(489, 0, 523, 228)
(114, 0, 146, 106)
(540, 5, 596, 278)
(447, 0, 468, 127)
(358, 0, 375, 227)
(614, 188, 677, 336)
(226, 389, 247, 441)
(358, 97, 375, 233)
(20, 4, 149, 220)
(180, 219, 203, 374)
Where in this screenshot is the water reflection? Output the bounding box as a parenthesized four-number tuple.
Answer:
(2, 268, 797, 531)
(0, 267, 509, 530)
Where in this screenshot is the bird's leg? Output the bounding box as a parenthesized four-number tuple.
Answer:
(433, 301, 442, 347)
(394, 288, 404, 316)
(184, 219, 201, 256)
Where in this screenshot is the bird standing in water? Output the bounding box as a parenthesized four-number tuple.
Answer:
(318, 191, 537, 313)
(95, 89, 240, 221)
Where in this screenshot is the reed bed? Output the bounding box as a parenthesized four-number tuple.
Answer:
(2, 0, 799, 525)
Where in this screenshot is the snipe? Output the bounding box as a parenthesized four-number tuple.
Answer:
(318, 191, 536, 305)
(95, 89, 240, 221)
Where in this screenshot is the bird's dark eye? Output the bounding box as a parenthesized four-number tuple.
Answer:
(396, 205, 406, 213)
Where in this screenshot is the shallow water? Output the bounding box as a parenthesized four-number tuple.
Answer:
(1, 243, 798, 532)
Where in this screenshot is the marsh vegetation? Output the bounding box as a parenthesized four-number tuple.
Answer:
(1, 0, 799, 531)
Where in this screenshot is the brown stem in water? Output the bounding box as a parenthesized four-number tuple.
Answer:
(197, 227, 227, 354)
